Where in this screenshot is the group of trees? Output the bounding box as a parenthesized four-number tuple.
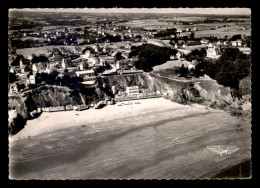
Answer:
(10, 39, 35, 49)
(35, 72, 83, 89)
(191, 48, 251, 93)
(9, 72, 17, 83)
(9, 18, 42, 30)
(185, 48, 207, 62)
(101, 34, 121, 43)
(81, 30, 95, 44)
(231, 34, 242, 41)
(129, 43, 178, 72)
(11, 55, 25, 66)
(154, 28, 177, 38)
(172, 47, 251, 98)
(31, 54, 49, 63)
(82, 47, 95, 54)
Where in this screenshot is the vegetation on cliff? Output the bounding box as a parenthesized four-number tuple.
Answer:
(8, 110, 27, 136)
(30, 85, 82, 108)
(129, 43, 178, 72)
(181, 48, 251, 99)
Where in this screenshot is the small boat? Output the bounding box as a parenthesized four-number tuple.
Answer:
(77, 105, 89, 111)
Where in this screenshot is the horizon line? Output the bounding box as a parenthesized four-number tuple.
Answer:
(9, 8, 251, 15)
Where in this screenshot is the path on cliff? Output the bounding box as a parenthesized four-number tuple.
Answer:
(154, 74, 212, 83)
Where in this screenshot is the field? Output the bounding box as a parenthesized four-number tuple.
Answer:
(41, 25, 75, 31)
(16, 45, 88, 57)
(117, 19, 172, 30)
(117, 19, 251, 37)
(153, 60, 191, 71)
(9, 98, 251, 179)
(193, 23, 251, 37)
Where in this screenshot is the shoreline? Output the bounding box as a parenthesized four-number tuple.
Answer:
(211, 159, 251, 179)
(10, 98, 209, 142)
(9, 97, 251, 179)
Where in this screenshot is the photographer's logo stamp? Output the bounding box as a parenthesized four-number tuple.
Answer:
(207, 145, 240, 156)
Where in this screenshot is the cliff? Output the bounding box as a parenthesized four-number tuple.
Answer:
(8, 73, 251, 135)
(30, 85, 82, 108)
(100, 73, 251, 122)
(8, 110, 27, 136)
(99, 73, 233, 106)
(8, 85, 82, 135)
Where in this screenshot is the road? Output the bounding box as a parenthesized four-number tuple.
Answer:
(154, 74, 213, 83)
(9, 103, 251, 179)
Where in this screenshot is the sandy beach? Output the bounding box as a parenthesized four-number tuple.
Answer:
(9, 98, 191, 142)
(9, 98, 251, 179)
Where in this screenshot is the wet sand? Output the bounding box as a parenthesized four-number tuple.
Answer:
(9, 98, 251, 179)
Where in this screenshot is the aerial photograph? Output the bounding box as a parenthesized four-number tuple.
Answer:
(8, 8, 251, 179)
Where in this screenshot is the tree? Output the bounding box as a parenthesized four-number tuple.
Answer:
(115, 52, 122, 60)
(22, 58, 31, 65)
(9, 72, 17, 83)
(217, 48, 239, 63)
(24, 64, 32, 72)
(178, 64, 189, 77)
(183, 36, 189, 42)
(136, 35, 142, 40)
(130, 44, 177, 72)
(31, 55, 49, 63)
(83, 61, 89, 70)
(11, 55, 24, 66)
(190, 32, 195, 39)
(185, 48, 206, 62)
(105, 62, 112, 70)
(231, 34, 242, 41)
(82, 47, 95, 54)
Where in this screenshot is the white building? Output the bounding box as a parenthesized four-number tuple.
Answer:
(207, 45, 220, 59)
(237, 40, 242, 47)
(200, 39, 209, 44)
(216, 41, 222, 46)
(93, 44, 100, 53)
(231, 40, 242, 47)
(88, 57, 100, 67)
(26, 75, 36, 85)
(188, 63, 195, 70)
(176, 52, 182, 59)
(79, 62, 84, 71)
(61, 59, 67, 68)
(125, 43, 132, 50)
(9, 83, 18, 94)
(126, 86, 139, 94)
(176, 28, 182, 33)
(9, 67, 15, 73)
(75, 70, 95, 78)
(208, 43, 214, 48)
(81, 50, 92, 59)
(232, 41, 238, 46)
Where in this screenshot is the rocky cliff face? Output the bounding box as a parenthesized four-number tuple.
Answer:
(99, 73, 234, 107)
(9, 95, 29, 120)
(30, 85, 82, 108)
(8, 110, 27, 136)
(8, 85, 82, 135)
(100, 72, 250, 122)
